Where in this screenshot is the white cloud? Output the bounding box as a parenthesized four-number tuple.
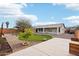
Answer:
(52, 3, 79, 11)
(34, 21, 60, 25)
(64, 3, 79, 11)
(63, 16, 79, 24)
(0, 4, 24, 16)
(0, 0, 28, 3)
(20, 15, 38, 21)
(52, 3, 62, 6)
(0, 3, 38, 21)
(0, 0, 79, 3)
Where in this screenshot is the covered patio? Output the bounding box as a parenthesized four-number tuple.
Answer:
(34, 23, 65, 34)
(36, 27, 59, 34)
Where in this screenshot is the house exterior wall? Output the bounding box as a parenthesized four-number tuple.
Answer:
(44, 28, 57, 33)
(60, 25, 65, 34)
(34, 24, 65, 34)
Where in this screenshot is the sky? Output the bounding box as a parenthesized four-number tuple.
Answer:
(0, 3, 79, 28)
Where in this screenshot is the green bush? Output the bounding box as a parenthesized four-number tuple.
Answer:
(18, 28, 32, 41)
(25, 28, 33, 35)
(18, 32, 28, 41)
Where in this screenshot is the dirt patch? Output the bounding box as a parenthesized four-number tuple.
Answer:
(12, 41, 42, 53)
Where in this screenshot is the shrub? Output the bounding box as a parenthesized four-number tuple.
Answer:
(18, 32, 28, 41)
(24, 28, 33, 35)
(18, 28, 33, 41)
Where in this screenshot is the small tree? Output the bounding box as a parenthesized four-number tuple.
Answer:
(15, 18, 31, 32)
(24, 28, 33, 36)
(18, 28, 33, 45)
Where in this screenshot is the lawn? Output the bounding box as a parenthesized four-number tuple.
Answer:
(28, 34, 52, 41)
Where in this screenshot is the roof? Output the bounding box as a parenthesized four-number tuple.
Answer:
(34, 23, 65, 28)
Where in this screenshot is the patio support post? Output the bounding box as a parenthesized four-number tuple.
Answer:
(43, 28, 44, 33)
(57, 27, 59, 34)
(38, 28, 39, 32)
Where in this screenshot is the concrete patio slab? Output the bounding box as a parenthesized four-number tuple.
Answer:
(32, 38, 71, 56)
(8, 38, 73, 56)
(9, 47, 47, 56)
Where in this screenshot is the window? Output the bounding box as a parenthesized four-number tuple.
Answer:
(36, 28, 43, 32)
(39, 28, 43, 32)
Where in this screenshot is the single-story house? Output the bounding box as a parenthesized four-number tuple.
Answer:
(34, 23, 65, 34)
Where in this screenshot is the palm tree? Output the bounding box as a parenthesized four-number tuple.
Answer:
(15, 18, 32, 32)
(6, 21, 9, 28)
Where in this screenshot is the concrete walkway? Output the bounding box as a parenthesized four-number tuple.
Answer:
(8, 38, 73, 56)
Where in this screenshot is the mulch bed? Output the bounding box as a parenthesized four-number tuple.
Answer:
(12, 41, 42, 53)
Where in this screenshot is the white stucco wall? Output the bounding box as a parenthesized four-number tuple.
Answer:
(60, 25, 65, 34)
(35, 24, 65, 34)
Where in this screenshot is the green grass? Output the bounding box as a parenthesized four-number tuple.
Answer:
(28, 34, 52, 41)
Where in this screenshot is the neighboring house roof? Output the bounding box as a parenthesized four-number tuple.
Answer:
(0, 29, 17, 33)
(34, 23, 65, 28)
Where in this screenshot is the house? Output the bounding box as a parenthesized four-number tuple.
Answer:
(34, 23, 65, 34)
(65, 27, 76, 34)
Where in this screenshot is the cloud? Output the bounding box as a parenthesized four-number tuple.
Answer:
(0, 0, 79, 4)
(63, 16, 79, 24)
(0, 3, 38, 21)
(52, 3, 79, 11)
(34, 21, 60, 25)
(64, 3, 79, 11)
(0, 0, 29, 3)
(19, 15, 38, 21)
(52, 3, 62, 6)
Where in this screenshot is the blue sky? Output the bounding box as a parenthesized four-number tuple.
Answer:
(0, 3, 79, 28)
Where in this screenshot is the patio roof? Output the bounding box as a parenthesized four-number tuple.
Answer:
(34, 23, 65, 28)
